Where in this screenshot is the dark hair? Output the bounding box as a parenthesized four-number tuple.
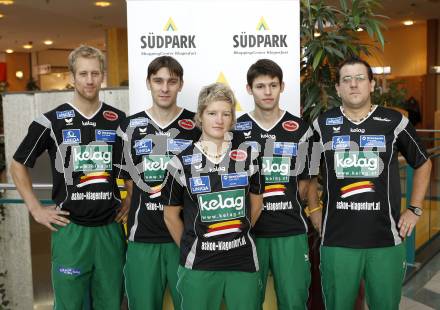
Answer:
(147, 56, 183, 80)
(336, 57, 373, 84)
(247, 59, 283, 86)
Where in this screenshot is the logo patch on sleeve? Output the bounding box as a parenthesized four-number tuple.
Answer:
(183, 153, 202, 165)
(130, 117, 149, 127)
(95, 130, 116, 142)
(134, 139, 153, 155)
(178, 119, 195, 130)
(235, 121, 252, 131)
(189, 176, 211, 194)
(360, 135, 386, 148)
(103, 110, 118, 121)
(221, 172, 249, 188)
(167, 139, 192, 152)
(326, 116, 343, 125)
(56, 110, 75, 119)
(332, 135, 350, 150)
(282, 120, 299, 132)
(62, 129, 81, 144)
(273, 142, 297, 156)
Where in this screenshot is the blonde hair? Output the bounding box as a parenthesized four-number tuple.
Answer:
(195, 83, 237, 129)
(68, 45, 105, 74)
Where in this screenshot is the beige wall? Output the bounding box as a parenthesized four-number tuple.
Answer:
(359, 23, 427, 77)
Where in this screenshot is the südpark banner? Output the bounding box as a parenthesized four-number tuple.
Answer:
(126, 0, 300, 115)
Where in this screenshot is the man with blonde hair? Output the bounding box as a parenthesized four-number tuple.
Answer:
(10, 45, 127, 309)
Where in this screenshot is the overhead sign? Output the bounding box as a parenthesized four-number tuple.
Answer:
(127, 0, 300, 116)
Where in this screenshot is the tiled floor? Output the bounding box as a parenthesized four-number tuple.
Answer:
(401, 251, 440, 310)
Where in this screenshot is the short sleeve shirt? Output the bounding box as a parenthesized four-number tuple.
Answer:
(311, 106, 428, 248)
(13, 102, 126, 226)
(235, 111, 313, 237)
(118, 109, 201, 243)
(162, 137, 263, 272)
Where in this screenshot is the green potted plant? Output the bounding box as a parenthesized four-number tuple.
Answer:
(300, 0, 386, 121)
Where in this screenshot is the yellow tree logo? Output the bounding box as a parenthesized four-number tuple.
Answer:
(216, 72, 243, 111)
(256, 17, 269, 31)
(164, 17, 178, 31)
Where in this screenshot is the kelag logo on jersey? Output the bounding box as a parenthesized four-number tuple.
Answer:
(235, 121, 252, 131)
(189, 176, 211, 194)
(360, 135, 386, 148)
(130, 118, 149, 128)
(332, 135, 350, 150)
(326, 116, 343, 126)
(334, 151, 379, 178)
(167, 139, 192, 152)
(72, 145, 112, 172)
(95, 130, 116, 142)
(198, 189, 245, 222)
(62, 129, 81, 144)
(221, 172, 249, 188)
(262, 157, 290, 183)
(183, 153, 202, 165)
(143, 155, 171, 182)
(56, 110, 75, 119)
(273, 142, 297, 156)
(134, 139, 152, 155)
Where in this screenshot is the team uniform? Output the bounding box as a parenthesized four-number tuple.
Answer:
(235, 111, 312, 309)
(311, 106, 428, 310)
(118, 109, 200, 310)
(13, 102, 126, 310)
(162, 137, 264, 310)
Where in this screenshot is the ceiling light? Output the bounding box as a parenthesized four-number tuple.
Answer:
(5, 49, 13, 53)
(403, 20, 414, 26)
(94, 1, 111, 7)
(15, 70, 23, 79)
(431, 66, 440, 74)
(0, 1, 14, 5)
(43, 40, 53, 45)
(0, 13, 4, 18)
(23, 44, 32, 49)
(372, 66, 391, 75)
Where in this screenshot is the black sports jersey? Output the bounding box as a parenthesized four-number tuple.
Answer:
(163, 138, 263, 272)
(13, 102, 126, 226)
(235, 111, 312, 237)
(311, 106, 428, 248)
(118, 109, 201, 243)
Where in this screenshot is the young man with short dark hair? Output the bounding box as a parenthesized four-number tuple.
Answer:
(236, 59, 319, 309)
(118, 56, 200, 309)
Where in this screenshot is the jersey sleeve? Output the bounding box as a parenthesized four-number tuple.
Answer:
(114, 125, 127, 179)
(297, 126, 313, 180)
(249, 154, 264, 195)
(13, 116, 53, 168)
(162, 156, 186, 206)
(309, 118, 324, 177)
(396, 116, 429, 169)
(114, 124, 131, 180)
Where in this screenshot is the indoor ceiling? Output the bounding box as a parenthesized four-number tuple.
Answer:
(0, 0, 439, 53)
